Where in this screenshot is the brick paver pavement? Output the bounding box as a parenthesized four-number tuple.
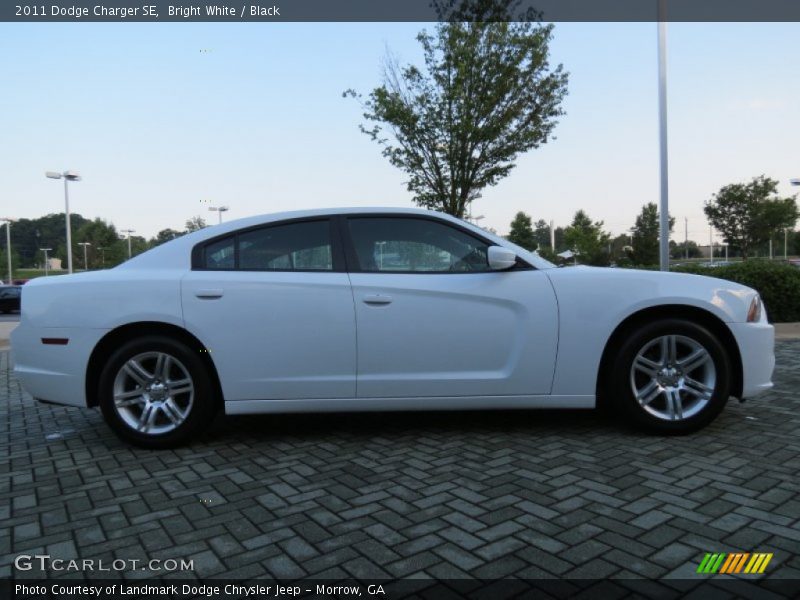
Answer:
(1, 343, 798, 581)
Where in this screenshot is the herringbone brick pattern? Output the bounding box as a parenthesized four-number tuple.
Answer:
(1, 343, 798, 580)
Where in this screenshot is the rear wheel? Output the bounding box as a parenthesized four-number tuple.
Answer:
(98, 335, 214, 448)
(611, 319, 731, 434)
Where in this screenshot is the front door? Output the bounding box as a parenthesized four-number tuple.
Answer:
(343, 215, 559, 399)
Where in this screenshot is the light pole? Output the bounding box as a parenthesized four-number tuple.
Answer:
(1, 218, 14, 283)
(209, 206, 229, 224)
(45, 170, 81, 274)
(657, 0, 670, 271)
(78, 242, 91, 270)
(120, 229, 135, 259)
(40, 248, 52, 276)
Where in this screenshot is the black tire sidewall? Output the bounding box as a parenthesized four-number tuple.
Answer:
(98, 335, 214, 448)
(611, 319, 731, 434)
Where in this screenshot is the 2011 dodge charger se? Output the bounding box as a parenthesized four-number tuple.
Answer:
(11, 208, 775, 448)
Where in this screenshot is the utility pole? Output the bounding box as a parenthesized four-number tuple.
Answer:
(657, 0, 670, 271)
(550, 220, 555, 251)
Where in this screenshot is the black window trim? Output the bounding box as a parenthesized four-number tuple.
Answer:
(191, 217, 345, 273)
(337, 213, 534, 274)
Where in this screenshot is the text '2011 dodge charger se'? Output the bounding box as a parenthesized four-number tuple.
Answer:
(11, 208, 775, 448)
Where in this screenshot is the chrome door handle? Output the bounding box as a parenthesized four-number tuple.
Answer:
(195, 289, 224, 299)
(363, 294, 392, 305)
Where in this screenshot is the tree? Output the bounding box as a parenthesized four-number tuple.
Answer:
(629, 202, 675, 266)
(507, 212, 537, 250)
(74, 218, 124, 269)
(532, 219, 551, 250)
(670, 240, 701, 260)
(185, 216, 207, 233)
(563, 210, 611, 266)
(704, 175, 799, 260)
(151, 228, 185, 247)
(346, 3, 568, 218)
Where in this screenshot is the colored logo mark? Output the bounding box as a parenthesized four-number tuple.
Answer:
(697, 552, 773, 575)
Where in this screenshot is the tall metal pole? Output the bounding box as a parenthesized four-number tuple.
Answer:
(4, 222, 11, 283)
(128, 235, 132, 259)
(684, 217, 688, 260)
(657, 1, 670, 271)
(550, 220, 555, 251)
(709, 226, 714, 264)
(64, 178, 73, 274)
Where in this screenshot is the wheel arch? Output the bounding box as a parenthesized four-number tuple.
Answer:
(85, 321, 224, 411)
(596, 304, 743, 408)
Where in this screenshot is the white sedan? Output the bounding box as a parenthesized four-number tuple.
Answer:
(11, 208, 774, 448)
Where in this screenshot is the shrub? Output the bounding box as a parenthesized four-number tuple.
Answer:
(673, 261, 800, 323)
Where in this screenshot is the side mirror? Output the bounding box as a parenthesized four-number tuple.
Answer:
(487, 246, 517, 270)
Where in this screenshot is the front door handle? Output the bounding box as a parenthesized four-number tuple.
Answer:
(363, 294, 392, 305)
(195, 289, 224, 299)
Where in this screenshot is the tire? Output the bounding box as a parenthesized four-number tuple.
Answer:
(98, 335, 215, 448)
(610, 318, 731, 434)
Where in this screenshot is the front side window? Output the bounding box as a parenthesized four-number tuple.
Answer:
(347, 217, 490, 273)
(200, 220, 333, 271)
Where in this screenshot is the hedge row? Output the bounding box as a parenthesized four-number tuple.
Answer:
(671, 261, 800, 323)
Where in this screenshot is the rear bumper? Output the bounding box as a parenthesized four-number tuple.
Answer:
(728, 321, 775, 398)
(10, 323, 108, 408)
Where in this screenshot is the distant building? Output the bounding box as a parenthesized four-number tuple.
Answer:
(46, 258, 63, 271)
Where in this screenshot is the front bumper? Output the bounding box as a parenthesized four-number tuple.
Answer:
(10, 323, 109, 408)
(728, 321, 775, 398)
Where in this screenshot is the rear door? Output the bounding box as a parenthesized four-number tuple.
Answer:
(181, 218, 357, 402)
(342, 215, 559, 399)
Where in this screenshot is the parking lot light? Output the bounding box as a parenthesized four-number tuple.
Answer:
(120, 229, 135, 259)
(78, 242, 91, 270)
(45, 170, 81, 274)
(1, 218, 14, 283)
(39, 247, 52, 276)
(209, 205, 229, 224)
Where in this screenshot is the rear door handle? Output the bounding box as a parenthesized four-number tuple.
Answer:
(363, 294, 392, 305)
(195, 289, 224, 299)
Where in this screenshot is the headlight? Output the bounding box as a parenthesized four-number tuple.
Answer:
(747, 295, 762, 322)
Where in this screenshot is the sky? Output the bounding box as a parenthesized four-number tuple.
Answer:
(0, 22, 798, 243)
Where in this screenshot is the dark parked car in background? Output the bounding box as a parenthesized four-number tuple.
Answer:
(0, 285, 21, 313)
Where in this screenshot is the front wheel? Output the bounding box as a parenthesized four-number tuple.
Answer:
(98, 335, 215, 448)
(611, 319, 732, 434)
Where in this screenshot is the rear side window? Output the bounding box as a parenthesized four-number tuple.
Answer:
(203, 237, 235, 270)
(199, 220, 333, 271)
(239, 221, 332, 271)
(0, 287, 20, 298)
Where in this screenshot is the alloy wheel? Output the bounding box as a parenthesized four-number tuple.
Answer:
(112, 351, 195, 435)
(629, 334, 716, 422)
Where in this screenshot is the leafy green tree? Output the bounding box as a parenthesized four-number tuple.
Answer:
(507, 212, 537, 250)
(704, 175, 799, 260)
(670, 240, 701, 260)
(564, 210, 611, 266)
(346, 5, 568, 217)
(185, 216, 207, 232)
(151, 228, 185, 247)
(74, 218, 123, 269)
(629, 202, 675, 266)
